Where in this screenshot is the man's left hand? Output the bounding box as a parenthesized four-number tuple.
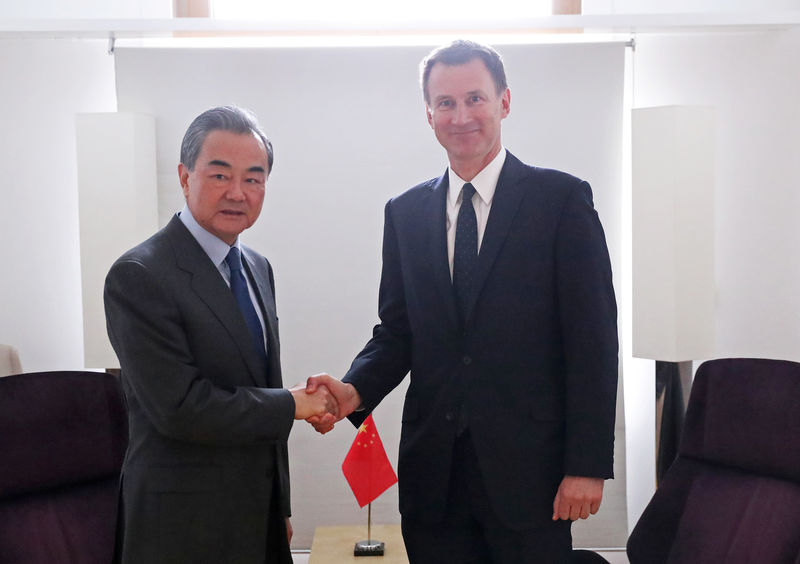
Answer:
(552, 475, 604, 521)
(285, 517, 293, 543)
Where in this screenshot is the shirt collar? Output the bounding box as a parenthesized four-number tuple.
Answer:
(178, 204, 239, 268)
(447, 147, 507, 207)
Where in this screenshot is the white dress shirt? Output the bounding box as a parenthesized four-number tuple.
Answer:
(446, 148, 507, 279)
(178, 205, 268, 354)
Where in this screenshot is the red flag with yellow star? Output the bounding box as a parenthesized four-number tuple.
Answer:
(342, 414, 398, 507)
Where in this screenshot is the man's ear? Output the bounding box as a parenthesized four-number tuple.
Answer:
(500, 88, 511, 118)
(426, 104, 434, 128)
(178, 163, 190, 199)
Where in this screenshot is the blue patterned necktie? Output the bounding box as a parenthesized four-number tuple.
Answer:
(453, 182, 478, 322)
(225, 247, 267, 364)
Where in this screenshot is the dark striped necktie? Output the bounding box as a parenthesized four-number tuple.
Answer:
(453, 182, 478, 323)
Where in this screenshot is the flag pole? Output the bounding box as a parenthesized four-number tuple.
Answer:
(354, 501, 384, 556)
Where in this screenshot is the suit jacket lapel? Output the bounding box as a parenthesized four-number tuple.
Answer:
(242, 249, 282, 389)
(166, 217, 268, 388)
(465, 152, 530, 322)
(427, 172, 460, 332)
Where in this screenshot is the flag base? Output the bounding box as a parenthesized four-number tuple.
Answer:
(354, 540, 385, 556)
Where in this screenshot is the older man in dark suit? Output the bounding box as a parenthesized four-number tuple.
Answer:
(105, 106, 336, 564)
(308, 41, 618, 563)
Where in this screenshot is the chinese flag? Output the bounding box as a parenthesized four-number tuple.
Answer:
(342, 414, 398, 507)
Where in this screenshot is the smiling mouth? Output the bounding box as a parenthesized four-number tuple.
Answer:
(220, 210, 245, 216)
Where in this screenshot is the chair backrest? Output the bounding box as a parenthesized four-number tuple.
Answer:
(627, 358, 800, 564)
(0, 343, 22, 377)
(0, 371, 128, 564)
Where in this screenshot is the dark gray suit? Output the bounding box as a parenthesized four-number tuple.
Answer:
(105, 215, 294, 564)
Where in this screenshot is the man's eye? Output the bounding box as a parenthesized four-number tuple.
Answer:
(213, 174, 227, 180)
(438, 100, 453, 108)
(469, 95, 483, 103)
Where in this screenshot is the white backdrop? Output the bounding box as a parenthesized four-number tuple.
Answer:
(114, 42, 626, 548)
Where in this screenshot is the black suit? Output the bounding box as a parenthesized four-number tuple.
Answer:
(104, 215, 294, 564)
(343, 153, 618, 536)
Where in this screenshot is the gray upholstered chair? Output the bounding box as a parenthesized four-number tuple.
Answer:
(627, 358, 800, 563)
(0, 371, 128, 564)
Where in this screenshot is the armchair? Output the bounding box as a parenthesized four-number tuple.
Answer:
(627, 358, 800, 563)
(0, 371, 128, 564)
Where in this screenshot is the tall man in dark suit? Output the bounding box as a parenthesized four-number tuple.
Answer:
(105, 106, 336, 564)
(308, 41, 618, 563)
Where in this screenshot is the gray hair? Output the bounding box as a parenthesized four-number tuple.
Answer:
(420, 39, 508, 105)
(180, 106, 274, 172)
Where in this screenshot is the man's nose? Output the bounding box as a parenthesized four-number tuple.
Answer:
(225, 178, 247, 201)
(452, 103, 470, 125)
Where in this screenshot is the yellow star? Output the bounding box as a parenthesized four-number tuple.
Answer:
(358, 423, 368, 434)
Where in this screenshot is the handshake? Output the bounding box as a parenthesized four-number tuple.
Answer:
(289, 374, 361, 434)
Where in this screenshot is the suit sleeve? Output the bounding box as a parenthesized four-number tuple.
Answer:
(104, 258, 296, 446)
(555, 181, 619, 479)
(343, 200, 413, 425)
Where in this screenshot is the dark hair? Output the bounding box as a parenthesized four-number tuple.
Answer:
(180, 106, 274, 172)
(420, 39, 508, 104)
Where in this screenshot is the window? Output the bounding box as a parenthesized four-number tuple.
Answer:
(210, 0, 554, 23)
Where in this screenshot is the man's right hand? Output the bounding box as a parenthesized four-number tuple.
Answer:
(304, 374, 362, 434)
(289, 380, 338, 422)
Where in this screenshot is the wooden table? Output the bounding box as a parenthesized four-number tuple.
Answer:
(309, 525, 408, 564)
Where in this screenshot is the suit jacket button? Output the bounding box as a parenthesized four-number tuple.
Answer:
(462, 355, 472, 365)
(445, 412, 455, 421)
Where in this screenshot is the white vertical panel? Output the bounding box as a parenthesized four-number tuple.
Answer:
(633, 30, 800, 364)
(76, 112, 158, 368)
(0, 38, 116, 373)
(620, 47, 656, 533)
(632, 105, 715, 361)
